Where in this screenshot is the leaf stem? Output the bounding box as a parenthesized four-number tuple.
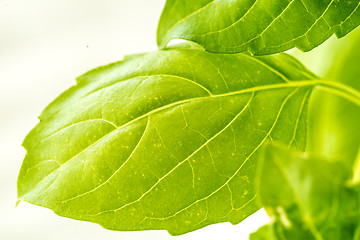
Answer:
(314, 80, 360, 107)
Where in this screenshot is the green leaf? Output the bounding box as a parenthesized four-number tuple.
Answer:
(250, 225, 277, 240)
(157, 0, 360, 54)
(253, 143, 360, 240)
(17, 47, 318, 235)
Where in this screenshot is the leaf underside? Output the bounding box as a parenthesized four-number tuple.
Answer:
(17, 47, 316, 235)
(157, 0, 360, 55)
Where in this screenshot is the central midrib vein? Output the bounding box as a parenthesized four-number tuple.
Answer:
(315, 80, 360, 106)
(21, 79, 359, 198)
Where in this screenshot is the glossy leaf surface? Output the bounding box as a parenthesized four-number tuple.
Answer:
(158, 0, 360, 54)
(18, 47, 316, 235)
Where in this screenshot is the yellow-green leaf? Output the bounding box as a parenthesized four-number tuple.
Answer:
(18, 47, 320, 235)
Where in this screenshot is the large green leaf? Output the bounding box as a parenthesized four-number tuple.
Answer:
(251, 143, 360, 240)
(18, 46, 323, 235)
(157, 0, 360, 54)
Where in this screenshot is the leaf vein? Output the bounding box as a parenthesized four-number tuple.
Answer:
(61, 117, 150, 203)
(289, 89, 311, 146)
(23, 81, 316, 198)
(132, 89, 299, 221)
(90, 91, 255, 216)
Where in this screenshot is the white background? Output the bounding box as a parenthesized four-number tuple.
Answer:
(0, 1, 268, 239)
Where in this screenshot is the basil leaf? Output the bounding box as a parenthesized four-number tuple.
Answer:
(157, 0, 360, 54)
(252, 143, 360, 240)
(17, 47, 316, 235)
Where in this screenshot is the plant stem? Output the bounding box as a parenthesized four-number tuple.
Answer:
(314, 80, 360, 107)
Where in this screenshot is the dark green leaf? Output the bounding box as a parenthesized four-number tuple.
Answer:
(17, 47, 316, 235)
(158, 0, 360, 54)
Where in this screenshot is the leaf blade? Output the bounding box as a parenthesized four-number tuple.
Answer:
(157, 0, 360, 54)
(18, 48, 316, 235)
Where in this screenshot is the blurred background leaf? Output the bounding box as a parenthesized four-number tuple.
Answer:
(251, 143, 360, 240)
(291, 28, 360, 166)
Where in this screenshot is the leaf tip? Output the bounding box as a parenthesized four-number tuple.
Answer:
(15, 199, 22, 208)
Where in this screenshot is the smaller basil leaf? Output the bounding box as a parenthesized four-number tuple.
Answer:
(254, 143, 360, 240)
(158, 0, 360, 55)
